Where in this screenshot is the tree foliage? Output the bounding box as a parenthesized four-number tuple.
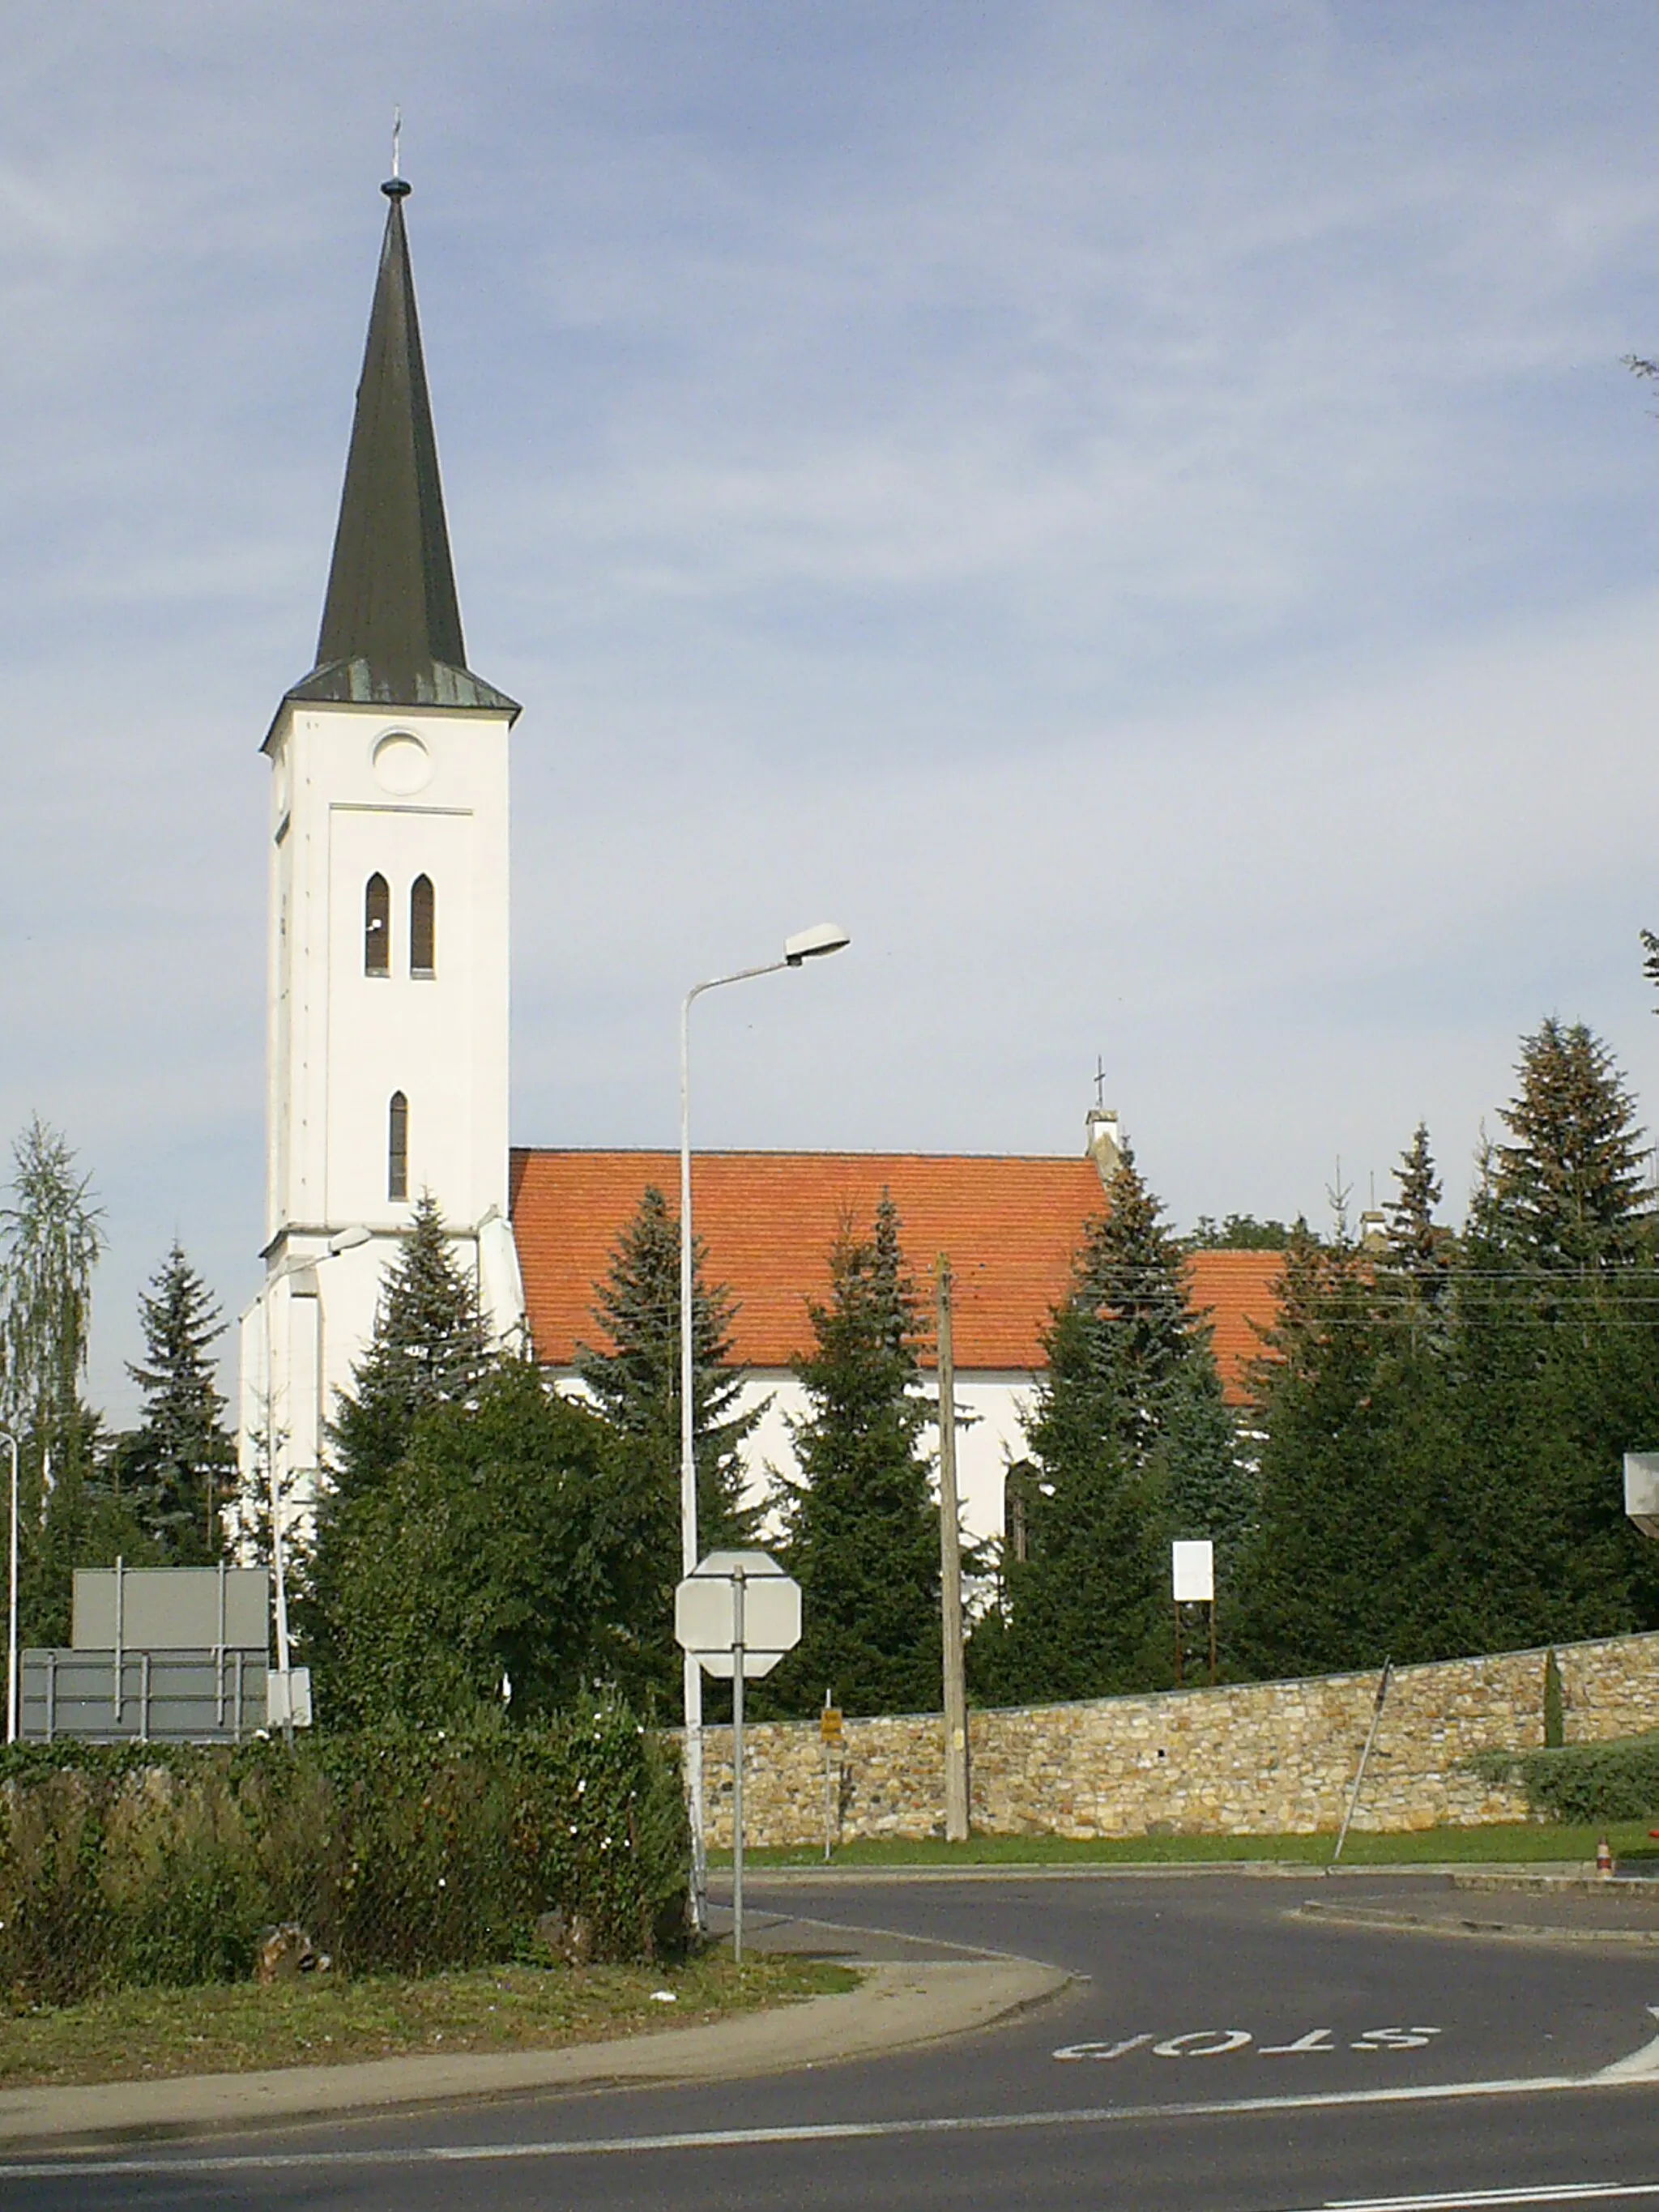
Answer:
(766, 1192, 940, 1717)
(577, 1183, 758, 1552)
(1186, 1213, 1294, 1251)
(316, 1361, 670, 1728)
(1238, 1046, 1659, 1679)
(0, 1119, 116, 1643)
(111, 1243, 235, 1562)
(327, 1193, 493, 1502)
(978, 1144, 1243, 1702)
(309, 1196, 498, 1692)
(1480, 1017, 1650, 1273)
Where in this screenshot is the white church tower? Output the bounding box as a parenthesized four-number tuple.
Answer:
(238, 171, 527, 1511)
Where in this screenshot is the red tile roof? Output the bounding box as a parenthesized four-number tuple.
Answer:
(509, 1149, 1282, 1403)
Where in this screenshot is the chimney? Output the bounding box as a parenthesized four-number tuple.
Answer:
(1358, 1210, 1388, 1254)
(1085, 1106, 1123, 1187)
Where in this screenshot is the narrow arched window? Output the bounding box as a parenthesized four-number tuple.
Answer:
(365, 874, 390, 976)
(410, 874, 435, 977)
(387, 1091, 408, 1200)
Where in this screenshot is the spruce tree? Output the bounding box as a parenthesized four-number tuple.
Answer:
(114, 1243, 235, 1562)
(766, 1192, 940, 1717)
(1485, 1018, 1650, 1273)
(327, 1193, 493, 1502)
(1384, 1123, 1454, 1315)
(310, 1196, 496, 1684)
(577, 1184, 758, 1554)
(1234, 1221, 1426, 1675)
(1154, 1353, 1254, 1656)
(988, 1144, 1205, 1701)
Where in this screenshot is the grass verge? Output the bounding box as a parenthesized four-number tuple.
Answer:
(721, 1820, 1659, 1870)
(0, 1954, 858, 2091)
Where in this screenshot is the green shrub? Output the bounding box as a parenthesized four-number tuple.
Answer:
(0, 1700, 687, 2008)
(1470, 1733, 1659, 1824)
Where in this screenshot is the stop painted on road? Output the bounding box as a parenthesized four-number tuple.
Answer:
(1053, 2026, 1444, 2061)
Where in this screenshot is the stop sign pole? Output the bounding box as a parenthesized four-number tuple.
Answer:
(675, 1549, 801, 1962)
(730, 1565, 750, 1956)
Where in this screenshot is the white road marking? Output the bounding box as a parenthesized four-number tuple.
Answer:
(1051, 2024, 1441, 2061)
(1328, 2186, 1659, 2210)
(1053, 2035, 1154, 2062)
(0, 2070, 1650, 2181)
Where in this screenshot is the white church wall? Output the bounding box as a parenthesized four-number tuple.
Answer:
(248, 700, 516, 1502)
(731, 1370, 1034, 1549)
(265, 704, 512, 1247)
(548, 1363, 1035, 1554)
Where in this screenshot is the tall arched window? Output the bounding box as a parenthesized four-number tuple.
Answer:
(410, 874, 436, 977)
(365, 874, 390, 976)
(387, 1090, 408, 1200)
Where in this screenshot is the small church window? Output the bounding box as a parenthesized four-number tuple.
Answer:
(388, 1090, 408, 1201)
(365, 874, 390, 976)
(410, 874, 436, 977)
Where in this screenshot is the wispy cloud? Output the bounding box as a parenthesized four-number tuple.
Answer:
(2, 2, 1658, 1419)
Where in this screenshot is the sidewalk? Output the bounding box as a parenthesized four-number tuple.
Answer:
(0, 1955, 1070, 2151)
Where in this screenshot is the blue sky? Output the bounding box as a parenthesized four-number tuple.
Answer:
(4, 2, 1659, 1424)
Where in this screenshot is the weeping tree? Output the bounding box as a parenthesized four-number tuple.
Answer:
(0, 1118, 109, 1643)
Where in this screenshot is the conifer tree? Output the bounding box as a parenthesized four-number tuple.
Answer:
(1154, 1353, 1254, 1640)
(577, 1184, 758, 1554)
(327, 1193, 493, 1501)
(1234, 1220, 1426, 1675)
(114, 1243, 235, 1562)
(766, 1192, 940, 1717)
(310, 1195, 497, 1688)
(1384, 1123, 1454, 1315)
(987, 1145, 1206, 1701)
(1485, 1018, 1650, 1272)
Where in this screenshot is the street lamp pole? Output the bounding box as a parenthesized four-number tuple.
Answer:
(680, 923, 850, 1929)
(4, 1430, 19, 1745)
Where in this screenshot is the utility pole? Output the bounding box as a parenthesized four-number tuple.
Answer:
(936, 1255, 969, 1843)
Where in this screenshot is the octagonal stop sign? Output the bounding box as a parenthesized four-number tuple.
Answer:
(675, 1549, 802, 1678)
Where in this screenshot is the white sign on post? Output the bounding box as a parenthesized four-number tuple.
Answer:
(674, 1549, 803, 1963)
(1171, 1541, 1214, 1604)
(675, 1550, 801, 1677)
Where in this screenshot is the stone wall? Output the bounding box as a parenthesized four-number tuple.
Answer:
(693, 1630, 1659, 1846)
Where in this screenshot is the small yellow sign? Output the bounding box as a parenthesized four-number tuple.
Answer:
(820, 1707, 844, 1746)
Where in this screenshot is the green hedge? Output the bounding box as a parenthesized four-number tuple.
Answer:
(1469, 1733, 1659, 1825)
(0, 1701, 688, 2008)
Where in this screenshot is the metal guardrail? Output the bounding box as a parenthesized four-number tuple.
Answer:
(18, 1647, 271, 1744)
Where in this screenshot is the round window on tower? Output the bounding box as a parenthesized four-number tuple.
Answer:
(371, 730, 433, 796)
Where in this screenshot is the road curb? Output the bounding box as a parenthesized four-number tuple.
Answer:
(0, 1959, 1072, 2151)
(1298, 1900, 1659, 1946)
(731, 1860, 1563, 1885)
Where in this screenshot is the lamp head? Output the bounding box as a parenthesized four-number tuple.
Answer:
(783, 922, 851, 968)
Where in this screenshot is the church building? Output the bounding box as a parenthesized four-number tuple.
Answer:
(237, 176, 1281, 1549)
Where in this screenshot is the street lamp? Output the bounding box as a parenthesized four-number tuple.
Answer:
(4, 1430, 19, 1744)
(680, 923, 850, 1924)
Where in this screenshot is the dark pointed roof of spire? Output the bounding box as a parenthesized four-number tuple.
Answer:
(284, 177, 518, 722)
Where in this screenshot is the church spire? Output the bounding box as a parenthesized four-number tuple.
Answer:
(286, 173, 518, 718)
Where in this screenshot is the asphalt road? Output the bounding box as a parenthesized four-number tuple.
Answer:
(7, 1872, 1659, 2210)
